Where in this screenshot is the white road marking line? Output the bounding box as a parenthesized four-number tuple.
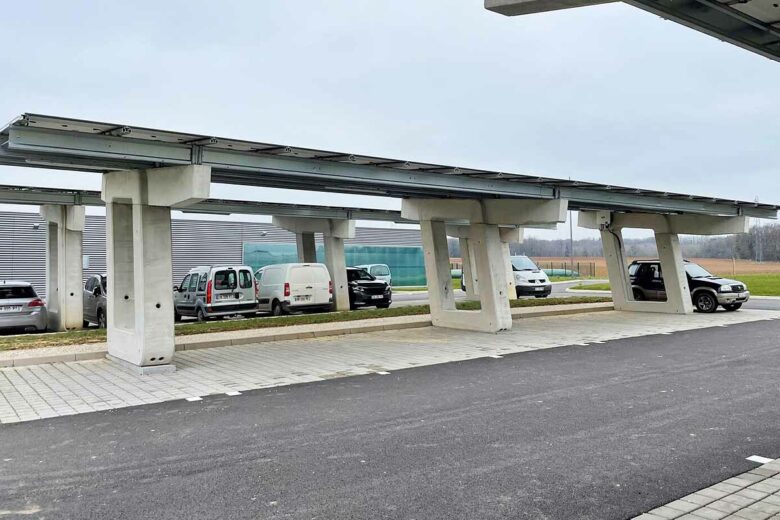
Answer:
(225, 391, 241, 396)
(376, 371, 390, 375)
(185, 396, 203, 402)
(747, 455, 774, 464)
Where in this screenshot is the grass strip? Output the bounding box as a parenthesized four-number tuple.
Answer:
(0, 296, 612, 352)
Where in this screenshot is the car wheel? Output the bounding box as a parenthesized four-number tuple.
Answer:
(632, 288, 644, 301)
(97, 311, 106, 329)
(196, 308, 207, 322)
(174, 310, 182, 322)
(82, 320, 90, 328)
(271, 300, 282, 316)
(723, 303, 742, 312)
(694, 292, 718, 313)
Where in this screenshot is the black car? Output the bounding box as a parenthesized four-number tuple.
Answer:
(628, 260, 750, 313)
(347, 267, 392, 309)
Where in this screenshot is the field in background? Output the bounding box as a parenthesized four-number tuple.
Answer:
(533, 257, 780, 278)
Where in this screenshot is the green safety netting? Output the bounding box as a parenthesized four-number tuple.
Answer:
(242, 243, 427, 286)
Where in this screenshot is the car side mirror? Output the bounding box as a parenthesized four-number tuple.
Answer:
(93, 287, 101, 297)
(173, 285, 180, 292)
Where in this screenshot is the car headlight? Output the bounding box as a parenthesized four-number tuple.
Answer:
(719, 285, 733, 293)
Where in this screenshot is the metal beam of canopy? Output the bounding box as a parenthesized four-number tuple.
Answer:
(1, 114, 777, 219)
(0, 184, 413, 223)
(485, 0, 780, 63)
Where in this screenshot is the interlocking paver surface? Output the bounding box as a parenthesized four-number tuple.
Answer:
(633, 459, 780, 520)
(0, 309, 777, 424)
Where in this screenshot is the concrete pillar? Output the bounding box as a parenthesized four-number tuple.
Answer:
(296, 232, 316, 263)
(271, 216, 354, 311)
(499, 227, 522, 301)
(599, 227, 634, 310)
(459, 237, 479, 299)
(40, 205, 85, 331)
(324, 235, 349, 311)
(471, 224, 513, 331)
(420, 220, 456, 319)
(655, 232, 694, 314)
(102, 165, 210, 373)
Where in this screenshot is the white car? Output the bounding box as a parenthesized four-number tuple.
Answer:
(255, 263, 332, 316)
(355, 264, 392, 286)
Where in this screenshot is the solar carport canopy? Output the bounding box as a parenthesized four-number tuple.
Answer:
(486, 0, 780, 63)
(1, 113, 777, 219)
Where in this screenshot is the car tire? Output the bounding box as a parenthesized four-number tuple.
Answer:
(271, 300, 282, 317)
(694, 292, 718, 313)
(196, 307, 207, 322)
(174, 310, 182, 322)
(97, 310, 106, 329)
(723, 303, 742, 312)
(632, 288, 644, 301)
(83, 320, 90, 328)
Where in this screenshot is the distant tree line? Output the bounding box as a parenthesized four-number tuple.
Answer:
(447, 223, 780, 261)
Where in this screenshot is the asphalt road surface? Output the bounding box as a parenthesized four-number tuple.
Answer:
(2, 319, 780, 519)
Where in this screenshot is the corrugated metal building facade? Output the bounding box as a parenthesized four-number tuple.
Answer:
(0, 211, 421, 298)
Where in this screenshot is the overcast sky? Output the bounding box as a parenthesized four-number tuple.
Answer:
(1, 0, 777, 239)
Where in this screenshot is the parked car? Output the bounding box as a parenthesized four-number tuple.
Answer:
(629, 259, 750, 313)
(83, 274, 107, 328)
(460, 255, 552, 298)
(0, 281, 47, 332)
(174, 265, 258, 322)
(354, 264, 392, 286)
(255, 263, 332, 316)
(347, 267, 392, 309)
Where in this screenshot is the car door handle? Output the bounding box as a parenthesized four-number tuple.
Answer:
(306, 286, 313, 289)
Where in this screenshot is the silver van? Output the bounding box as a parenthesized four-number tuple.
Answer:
(174, 265, 258, 322)
(255, 263, 332, 316)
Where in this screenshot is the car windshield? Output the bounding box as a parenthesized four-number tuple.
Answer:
(510, 256, 539, 271)
(348, 269, 375, 282)
(685, 263, 713, 279)
(370, 265, 390, 276)
(0, 286, 36, 299)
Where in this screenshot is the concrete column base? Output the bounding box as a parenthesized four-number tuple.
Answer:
(107, 354, 177, 375)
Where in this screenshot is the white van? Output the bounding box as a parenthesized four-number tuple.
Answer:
(255, 263, 332, 315)
(355, 264, 392, 286)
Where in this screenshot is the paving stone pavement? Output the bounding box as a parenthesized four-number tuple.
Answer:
(0, 309, 777, 424)
(634, 458, 780, 520)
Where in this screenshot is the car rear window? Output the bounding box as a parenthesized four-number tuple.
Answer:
(239, 270, 253, 289)
(0, 286, 37, 299)
(214, 270, 237, 290)
(370, 265, 390, 276)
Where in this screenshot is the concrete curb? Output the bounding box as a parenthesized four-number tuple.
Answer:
(0, 303, 614, 368)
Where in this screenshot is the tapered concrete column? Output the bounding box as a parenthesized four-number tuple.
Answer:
(655, 232, 694, 314)
(40, 205, 85, 331)
(272, 216, 355, 311)
(459, 237, 479, 299)
(102, 165, 210, 373)
(499, 227, 523, 301)
(296, 232, 316, 263)
(599, 227, 634, 310)
(421, 220, 456, 319)
(471, 224, 513, 331)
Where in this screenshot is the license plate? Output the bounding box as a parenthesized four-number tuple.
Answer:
(218, 294, 238, 300)
(0, 306, 22, 312)
(534, 287, 544, 292)
(371, 295, 384, 300)
(294, 295, 311, 302)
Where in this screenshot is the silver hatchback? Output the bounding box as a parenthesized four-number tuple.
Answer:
(0, 281, 47, 332)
